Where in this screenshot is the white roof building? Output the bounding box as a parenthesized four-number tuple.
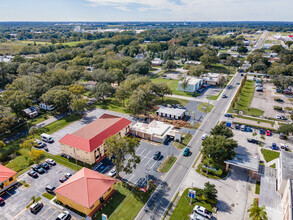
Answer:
(178, 77, 203, 93)
(156, 107, 187, 120)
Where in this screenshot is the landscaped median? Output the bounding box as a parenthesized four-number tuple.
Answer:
(173, 133, 193, 149)
(158, 156, 177, 173)
(197, 102, 214, 113)
(261, 149, 280, 163)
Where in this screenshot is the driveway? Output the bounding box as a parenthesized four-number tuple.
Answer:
(1, 163, 80, 220)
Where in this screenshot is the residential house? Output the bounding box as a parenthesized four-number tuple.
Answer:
(39, 103, 55, 111)
(151, 58, 163, 66)
(134, 53, 145, 59)
(54, 168, 116, 217)
(86, 81, 97, 90)
(156, 107, 187, 120)
(23, 106, 40, 118)
(130, 120, 180, 143)
(178, 77, 203, 93)
(0, 165, 17, 194)
(59, 114, 131, 164)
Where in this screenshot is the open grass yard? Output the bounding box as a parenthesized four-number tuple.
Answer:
(150, 76, 199, 97)
(197, 102, 214, 113)
(207, 64, 236, 75)
(170, 188, 216, 220)
(173, 133, 192, 149)
(159, 156, 177, 172)
(93, 182, 154, 220)
(261, 149, 280, 162)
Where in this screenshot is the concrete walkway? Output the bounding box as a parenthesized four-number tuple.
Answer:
(35, 113, 67, 129)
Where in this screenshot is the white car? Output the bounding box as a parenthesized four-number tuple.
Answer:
(45, 159, 56, 165)
(64, 173, 72, 179)
(190, 213, 207, 220)
(193, 205, 212, 219)
(202, 134, 208, 140)
(276, 114, 281, 119)
(107, 169, 116, 177)
(56, 211, 71, 220)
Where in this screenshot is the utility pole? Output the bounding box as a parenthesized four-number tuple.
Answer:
(145, 168, 150, 190)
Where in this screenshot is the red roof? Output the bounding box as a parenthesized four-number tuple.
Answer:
(0, 165, 17, 183)
(288, 35, 293, 38)
(54, 168, 116, 208)
(59, 114, 131, 152)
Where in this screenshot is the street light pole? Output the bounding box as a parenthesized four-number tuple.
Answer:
(145, 168, 150, 190)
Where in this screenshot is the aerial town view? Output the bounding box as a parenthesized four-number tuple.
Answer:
(0, 1, 292, 220)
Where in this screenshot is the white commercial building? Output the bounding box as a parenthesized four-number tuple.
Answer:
(156, 107, 187, 120)
(178, 77, 203, 93)
(130, 120, 179, 143)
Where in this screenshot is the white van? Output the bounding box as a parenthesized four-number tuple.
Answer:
(41, 133, 54, 143)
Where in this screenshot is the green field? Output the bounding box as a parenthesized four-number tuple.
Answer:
(197, 102, 214, 113)
(261, 149, 280, 162)
(170, 188, 215, 220)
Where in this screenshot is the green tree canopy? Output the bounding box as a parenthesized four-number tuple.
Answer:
(247, 198, 268, 220)
(210, 124, 234, 138)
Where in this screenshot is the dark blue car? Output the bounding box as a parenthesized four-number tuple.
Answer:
(260, 129, 265, 135)
(272, 143, 278, 150)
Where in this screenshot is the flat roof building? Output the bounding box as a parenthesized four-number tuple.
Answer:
(130, 120, 180, 143)
(178, 77, 203, 93)
(156, 107, 187, 120)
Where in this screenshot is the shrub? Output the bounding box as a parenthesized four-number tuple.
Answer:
(273, 106, 282, 110)
(252, 132, 257, 136)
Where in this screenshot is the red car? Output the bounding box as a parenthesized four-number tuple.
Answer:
(0, 197, 5, 205)
(266, 130, 271, 136)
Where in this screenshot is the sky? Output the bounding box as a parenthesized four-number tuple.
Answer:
(0, 0, 293, 22)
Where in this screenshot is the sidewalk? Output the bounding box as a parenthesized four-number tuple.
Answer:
(35, 113, 67, 129)
(166, 94, 216, 104)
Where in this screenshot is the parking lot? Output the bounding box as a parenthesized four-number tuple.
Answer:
(250, 83, 293, 119)
(0, 163, 80, 220)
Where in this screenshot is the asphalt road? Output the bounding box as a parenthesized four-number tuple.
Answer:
(253, 30, 268, 51)
(135, 72, 243, 220)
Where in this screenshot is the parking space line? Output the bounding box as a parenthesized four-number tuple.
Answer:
(40, 207, 51, 217)
(0, 192, 5, 196)
(140, 151, 152, 163)
(46, 210, 58, 220)
(5, 191, 12, 196)
(150, 160, 158, 169)
(145, 155, 155, 168)
(138, 148, 147, 156)
(12, 207, 27, 220)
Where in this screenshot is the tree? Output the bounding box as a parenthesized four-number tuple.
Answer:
(237, 45, 248, 54)
(2, 90, 32, 115)
(218, 75, 228, 87)
(68, 84, 84, 96)
(163, 60, 177, 71)
(71, 97, 87, 113)
(20, 139, 35, 149)
(154, 83, 172, 103)
(277, 124, 293, 135)
(252, 62, 268, 73)
(92, 82, 113, 101)
(30, 149, 45, 162)
(203, 182, 218, 201)
(127, 89, 148, 114)
(180, 75, 190, 92)
(210, 124, 233, 138)
(129, 60, 150, 75)
(104, 134, 140, 177)
(247, 198, 268, 220)
(200, 54, 219, 69)
(29, 127, 38, 138)
(270, 45, 284, 53)
(0, 141, 6, 149)
(201, 135, 237, 164)
(0, 105, 17, 134)
(187, 65, 207, 77)
(41, 88, 72, 109)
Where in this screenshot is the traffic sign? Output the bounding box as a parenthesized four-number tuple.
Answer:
(188, 189, 196, 199)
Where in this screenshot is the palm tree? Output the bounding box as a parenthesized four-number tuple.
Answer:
(180, 75, 190, 92)
(247, 198, 268, 220)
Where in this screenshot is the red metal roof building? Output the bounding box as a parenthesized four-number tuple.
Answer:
(59, 113, 131, 164)
(54, 167, 117, 216)
(0, 165, 17, 193)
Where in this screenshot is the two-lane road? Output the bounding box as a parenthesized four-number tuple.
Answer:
(136, 72, 243, 220)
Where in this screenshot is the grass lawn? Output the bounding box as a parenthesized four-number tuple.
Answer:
(270, 164, 276, 168)
(159, 156, 177, 172)
(6, 155, 32, 172)
(45, 153, 86, 171)
(247, 108, 264, 117)
(206, 64, 236, 75)
(207, 90, 223, 100)
(261, 149, 280, 162)
(92, 182, 153, 220)
(93, 98, 130, 114)
(170, 188, 216, 220)
(255, 181, 260, 195)
(42, 192, 55, 200)
(173, 133, 193, 149)
(235, 115, 274, 127)
(197, 103, 214, 113)
(150, 76, 199, 97)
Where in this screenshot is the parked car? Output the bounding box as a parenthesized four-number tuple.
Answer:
(271, 143, 278, 150)
(60, 153, 71, 159)
(280, 133, 286, 140)
(28, 170, 38, 178)
(224, 113, 233, 118)
(276, 114, 281, 119)
(64, 173, 72, 179)
(41, 133, 54, 143)
(39, 162, 49, 170)
(266, 130, 271, 136)
(59, 176, 68, 183)
(34, 139, 45, 148)
(107, 169, 116, 177)
(45, 185, 55, 194)
(153, 151, 161, 160)
(245, 127, 252, 132)
(275, 98, 284, 102)
(240, 125, 246, 131)
(222, 94, 228, 98)
(45, 159, 56, 165)
(56, 211, 71, 220)
(31, 165, 45, 174)
(162, 103, 167, 107)
(193, 205, 212, 219)
(0, 197, 4, 205)
(190, 213, 206, 220)
(30, 201, 43, 214)
(260, 129, 266, 135)
(280, 144, 289, 151)
(183, 147, 190, 156)
(281, 115, 287, 120)
(202, 134, 208, 140)
(247, 139, 258, 144)
(235, 124, 240, 130)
